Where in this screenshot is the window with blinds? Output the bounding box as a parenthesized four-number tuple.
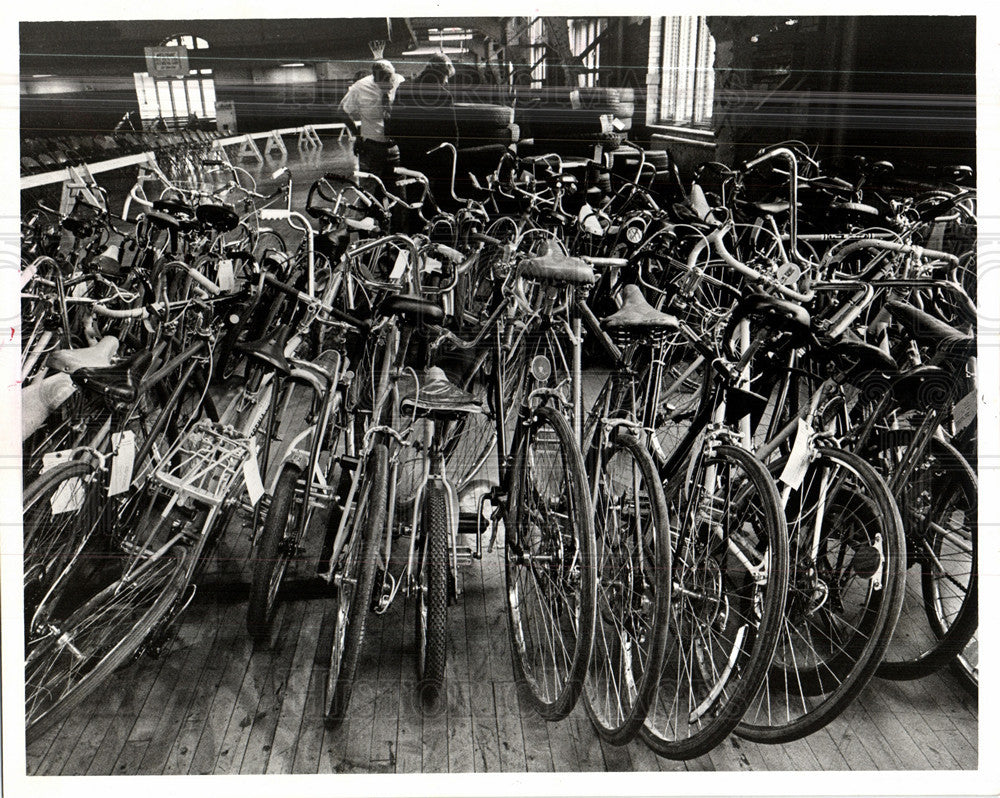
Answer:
(528, 18, 547, 89)
(133, 33, 216, 130)
(647, 16, 715, 127)
(569, 18, 606, 88)
(528, 18, 606, 88)
(133, 69, 216, 130)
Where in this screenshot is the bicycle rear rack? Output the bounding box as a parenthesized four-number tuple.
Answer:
(154, 420, 256, 509)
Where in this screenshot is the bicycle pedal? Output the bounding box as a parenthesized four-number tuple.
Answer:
(454, 546, 475, 568)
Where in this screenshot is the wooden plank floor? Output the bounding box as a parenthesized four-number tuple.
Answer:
(25, 509, 978, 775)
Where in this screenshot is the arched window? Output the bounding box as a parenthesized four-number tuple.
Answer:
(133, 34, 216, 130)
(162, 34, 210, 50)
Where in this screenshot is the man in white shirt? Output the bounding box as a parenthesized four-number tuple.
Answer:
(338, 59, 403, 185)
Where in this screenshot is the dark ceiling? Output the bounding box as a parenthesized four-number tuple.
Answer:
(20, 18, 418, 73)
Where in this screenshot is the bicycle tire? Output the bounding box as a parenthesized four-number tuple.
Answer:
(23, 460, 105, 629)
(865, 432, 978, 680)
(952, 633, 978, 692)
(252, 229, 287, 263)
(247, 463, 303, 643)
(641, 443, 788, 760)
(736, 446, 906, 743)
(583, 431, 671, 745)
(415, 483, 449, 705)
(25, 545, 189, 743)
(444, 342, 526, 492)
(324, 442, 386, 728)
(506, 404, 596, 721)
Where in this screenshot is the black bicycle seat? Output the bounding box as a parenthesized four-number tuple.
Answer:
(380, 294, 445, 324)
(153, 198, 195, 218)
(71, 350, 154, 404)
(884, 300, 973, 355)
(726, 293, 812, 346)
(196, 203, 239, 233)
(236, 324, 293, 376)
(824, 338, 898, 379)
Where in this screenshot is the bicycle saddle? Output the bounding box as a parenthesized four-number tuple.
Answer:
(725, 293, 812, 348)
(196, 203, 239, 233)
(519, 241, 595, 286)
(47, 336, 120, 374)
(750, 200, 791, 215)
(884, 300, 975, 363)
(152, 198, 195, 218)
(236, 324, 293, 376)
(22, 373, 76, 440)
(823, 338, 898, 379)
(60, 200, 103, 237)
(601, 284, 679, 334)
(399, 366, 485, 419)
(888, 364, 955, 412)
(144, 209, 186, 232)
(71, 349, 153, 404)
(380, 294, 445, 325)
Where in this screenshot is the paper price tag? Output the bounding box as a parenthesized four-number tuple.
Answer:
(777, 263, 802, 286)
(51, 476, 85, 515)
(423, 256, 443, 275)
(779, 419, 812, 490)
(389, 249, 409, 281)
(217, 259, 235, 291)
(108, 430, 136, 496)
(952, 389, 977, 434)
(243, 446, 265, 507)
(41, 449, 74, 474)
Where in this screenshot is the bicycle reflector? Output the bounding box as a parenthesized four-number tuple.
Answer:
(530, 355, 552, 382)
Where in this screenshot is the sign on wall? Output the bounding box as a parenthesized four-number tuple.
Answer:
(144, 46, 189, 78)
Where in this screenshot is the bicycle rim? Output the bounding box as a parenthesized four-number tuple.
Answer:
(325, 443, 386, 726)
(506, 404, 596, 721)
(25, 546, 189, 743)
(737, 447, 906, 743)
(868, 433, 978, 679)
(583, 432, 671, 745)
(641, 444, 788, 760)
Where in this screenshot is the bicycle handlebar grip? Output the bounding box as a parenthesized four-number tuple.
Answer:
(433, 244, 465, 264)
(469, 232, 503, 248)
(582, 256, 629, 268)
(92, 304, 149, 319)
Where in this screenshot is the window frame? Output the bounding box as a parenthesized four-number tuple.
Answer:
(646, 16, 716, 130)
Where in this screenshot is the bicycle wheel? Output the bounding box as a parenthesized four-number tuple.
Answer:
(415, 483, 449, 704)
(25, 545, 189, 743)
(506, 404, 596, 721)
(865, 432, 978, 680)
(952, 632, 978, 692)
(641, 443, 788, 760)
(444, 342, 527, 492)
(737, 447, 906, 743)
(252, 229, 287, 263)
(324, 443, 386, 727)
(247, 463, 303, 642)
(23, 460, 104, 627)
(583, 431, 671, 745)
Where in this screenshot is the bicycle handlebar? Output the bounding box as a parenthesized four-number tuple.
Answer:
(821, 238, 960, 269)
